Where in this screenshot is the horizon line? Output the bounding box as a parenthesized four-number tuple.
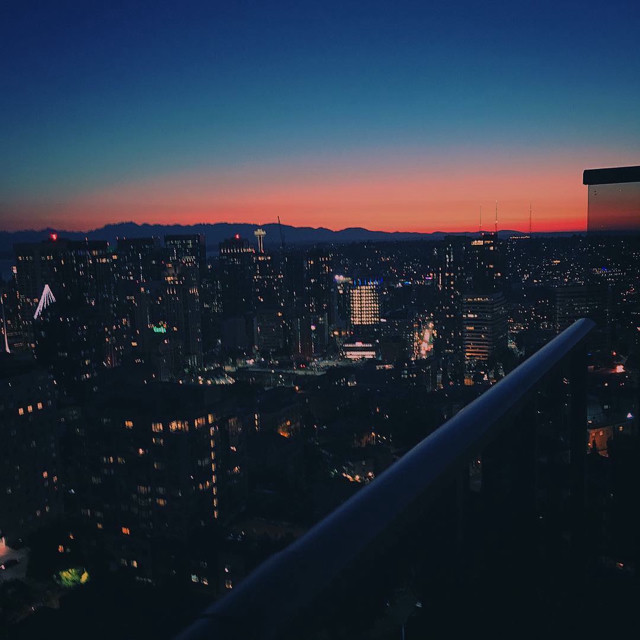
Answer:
(0, 220, 587, 236)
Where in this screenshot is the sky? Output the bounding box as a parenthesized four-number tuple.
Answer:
(1, 0, 639, 233)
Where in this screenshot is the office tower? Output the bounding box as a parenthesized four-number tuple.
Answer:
(218, 236, 255, 318)
(13, 236, 122, 393)
(114, 237, 162, 285)
(0, 354, 61, 544)
(78, 380, 248, 585)
(469, 231, 502, 292)
(433, 236, 466, 355)
(554, 284, 607, 333)
(254, 246, 285, 355)
(14, 236, 115, 327)
(462, 291, 508, 362)
(304, 249, 332, 316)
(349, 280, 381, 327)
(165, 234, 206, 282)
(332, 275, 352, 328)
(162, 260, 203, 370)
(217, 236, 256, 351)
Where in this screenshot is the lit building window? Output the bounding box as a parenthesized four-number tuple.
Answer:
(225, 579, 233, 589)
(124, 420, 134, 429)
(122, 527, 131, 535)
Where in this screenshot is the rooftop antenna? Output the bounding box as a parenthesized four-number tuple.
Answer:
(494, 201, 498, 234)
(529, 203, 533, 237)
(479, 206, 482, 234)
(1, 295, 9, 354)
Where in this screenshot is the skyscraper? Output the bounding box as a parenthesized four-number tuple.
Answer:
(350, 280, 381, 327)
(462, 291, 508, 362)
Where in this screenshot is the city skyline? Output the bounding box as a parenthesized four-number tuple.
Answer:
(2, 0, 639, 233)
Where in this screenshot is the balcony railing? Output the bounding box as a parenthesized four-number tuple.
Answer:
(176, 318, 594, 640)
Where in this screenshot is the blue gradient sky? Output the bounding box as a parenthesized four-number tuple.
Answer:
(1, 0, 639, 231)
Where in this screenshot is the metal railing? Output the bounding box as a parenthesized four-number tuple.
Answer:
(176, 318, 594, 640)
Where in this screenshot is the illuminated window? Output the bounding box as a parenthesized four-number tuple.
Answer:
(18, 408, 24, 415)
(152, 422, 163, 433)
(27, 405, 33, 413)
(225, 579, 233, 589)
(121, 527, 130, 535)
(37, 402, 43, 409)
(124, 420, 134, 429)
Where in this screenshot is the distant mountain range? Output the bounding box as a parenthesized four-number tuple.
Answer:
(0, 221, 580, 257)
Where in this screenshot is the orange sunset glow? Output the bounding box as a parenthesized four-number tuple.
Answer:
(2, 156, 596, 233)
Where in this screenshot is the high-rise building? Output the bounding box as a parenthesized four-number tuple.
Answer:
(349, 280, 381, 327)
(218, 236, 255, 318)
(114, 237, 162, 285)
(14, 236, 124, 392)
(469, 231, 502, 293)
(0, 354, 62, 544)
(433, 236, 467, 355)
(554, 284, 607, 333)
(162, 260, 203, 370)
(78, 380, 248, 585)
(462, 291, 508, 361)
(14, 236, 115, 325)
(165, 234, 206, 282)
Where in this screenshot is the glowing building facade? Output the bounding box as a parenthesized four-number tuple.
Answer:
(349, 280, 381, 327)
(462, 291, 508, 361)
